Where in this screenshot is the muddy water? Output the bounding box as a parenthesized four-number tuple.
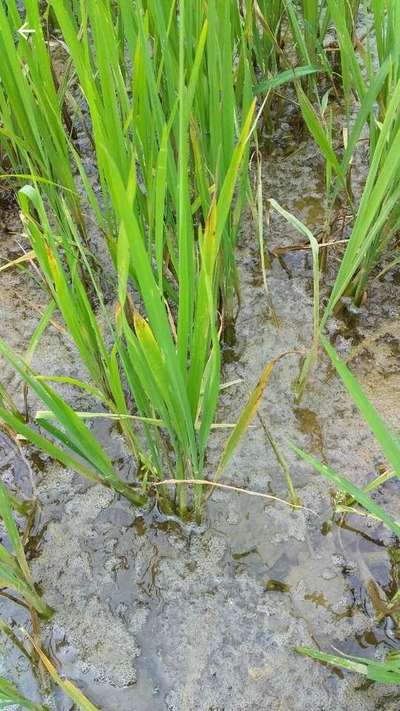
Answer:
(0, 122, 400, 710)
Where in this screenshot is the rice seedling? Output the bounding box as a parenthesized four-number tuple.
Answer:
(267, 199, 320, 379)
(0, 470, 96, 711)
(294, 336, 400, 683)
(371, 0, 400, 115)
(298, 0, 326, 63)
(322, 75, 400, 310)
(0, 438, 102, 710)
(329, 0, 400, 123)
(283, 0, 334, 94)
(0, 473, 101, 710)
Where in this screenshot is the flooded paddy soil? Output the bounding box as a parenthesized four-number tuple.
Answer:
(0, 121, 399, 710)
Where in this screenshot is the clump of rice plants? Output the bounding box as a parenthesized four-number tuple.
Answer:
(0, 0, 269, 520)
(2, 107, 255, 518)
(0, 7, 398, 509)
(295, 337, 400, 683)
(294, 0, 400, 306)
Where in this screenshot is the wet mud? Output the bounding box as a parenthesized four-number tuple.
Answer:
(0, 118, 400, 710)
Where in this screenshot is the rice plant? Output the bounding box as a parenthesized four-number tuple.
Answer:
(0, 436, 101, 710)
(282, 0, 335, 93)
(0, 121, 263, 519)
(295, 336, 400, 683)
(0, 0, 266, 519)
(0, 469, 103, 710)
(329, 0, 400, 122)
(371, 0, 400, 114)
(0, 473, 60, 709)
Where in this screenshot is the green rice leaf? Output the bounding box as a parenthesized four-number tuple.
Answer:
(291, 444, 400, 537)
(297, 646, 400, 684)
(254, 64, 324, 94)
(322, 336, 400, 478)
(0, 677, 46, 711)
